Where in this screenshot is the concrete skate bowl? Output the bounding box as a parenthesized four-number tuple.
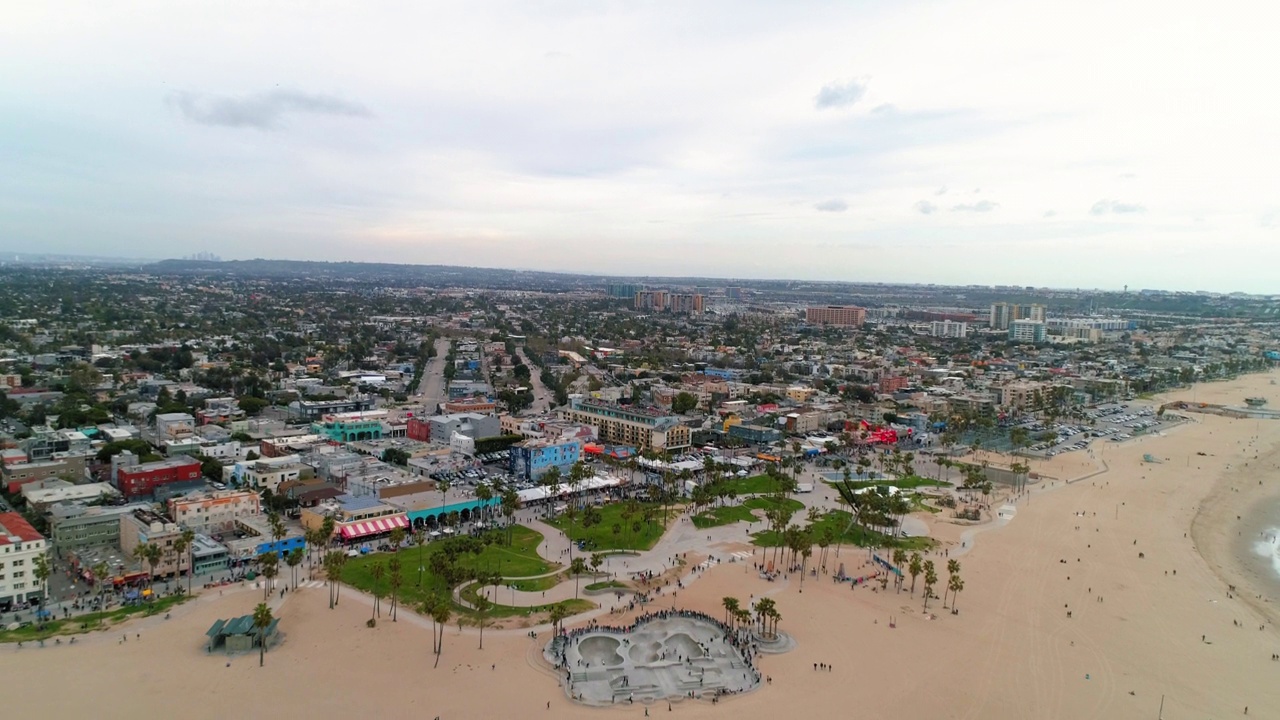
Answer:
(579, 636, 624, 666)
(545, 614, 767, 707)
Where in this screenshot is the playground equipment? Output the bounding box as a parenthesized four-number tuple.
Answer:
(1142, 454, 1163, 464)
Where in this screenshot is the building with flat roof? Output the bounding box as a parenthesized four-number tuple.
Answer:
(635, 290, 668, 311)
(667, 294, 705, 315)
(114, 455, 203, 500)
(1009, 319, 1047, 343)
(189, 533, 230, 576)
(167, 490, 262, 533)
(287, 395, 376, 421)
(989, 302, 1046, 330)
(560, 399, 690, 452)
(930, 320, 969, 338)
(428, 413, 501, 446)
(49, 502, 151, 552)
(311, 410, 388, 443)
(509, 436, 582, 480)
(119, 509, 191, 580)
(0, 512, 49, 609)
(805, 306, 866, 327)
(2, 453, 89, 493)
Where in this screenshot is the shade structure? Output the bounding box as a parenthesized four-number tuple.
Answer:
(339, 514, 409, 540)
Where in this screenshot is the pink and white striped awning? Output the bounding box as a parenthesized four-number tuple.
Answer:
(339, 514, 409, 540)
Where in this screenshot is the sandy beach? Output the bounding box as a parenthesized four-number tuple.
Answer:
(7, 373, 1280, 719)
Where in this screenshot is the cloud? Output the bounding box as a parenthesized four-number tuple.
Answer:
(1090, 199, 1146, 215)
(1043, 210, 1057, 217)
(814, 78, 868, 110)
(914, 200, 938, 215)
(169, 89, 372, 130)
(934, 186, 947, 195)
(814, 198, 848, 212)
(952, 200, 998, 212)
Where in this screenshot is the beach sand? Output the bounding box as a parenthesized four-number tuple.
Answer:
(7, 374, 1280, 718)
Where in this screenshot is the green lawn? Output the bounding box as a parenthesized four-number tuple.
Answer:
(692, 504, 757, 529)
(510, 573, 564, 592)
(340, 525, 557, 615)
(585, 580, 628, 592)
(742, 496, 805, 513)
(458, 581, 595, 618)
(0, 594, 191, 644)
(751, 510, 935, 552)
(546, 502, 669, 551)
(721, 474, 785, 495)
(828, 474, 951, 490)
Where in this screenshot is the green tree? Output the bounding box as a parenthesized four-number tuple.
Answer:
(908, 552, 923, 596)
(286, 547, 304, 589)
(259, 551, 279, 602)
(474, 595, 493, 649)
(173, 529, 195, 595)
(570, 556, 588, 599)
(671, 392, 698, 414)
(387, 555, 403, 621)
(253, 602, 274, 667)
(238, 396, 269, 416)
(922, 560, 938, 611)
(32, 553, 51, 604)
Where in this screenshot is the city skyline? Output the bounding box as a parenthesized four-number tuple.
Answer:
(4, 1, 1279, 293)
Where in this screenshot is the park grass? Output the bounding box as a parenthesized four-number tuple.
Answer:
(510, 573, 564, 592)
(827, 474, 952, 490)
(585, 580, 628, 592)
(750, 510, 935, 552)
(0, 593, 191, 644)
(691, 504, 757, 529)
(546, 502, 669, 551)
(340, 525, 557, 615)
(720, 473, 784, 495)
(742, 496, 805, 514)
(457, 581, 595, 618)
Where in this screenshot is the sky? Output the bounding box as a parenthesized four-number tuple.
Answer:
(3, 1, 1280, 293)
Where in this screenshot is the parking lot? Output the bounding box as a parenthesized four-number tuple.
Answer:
(1021, 402, 1171, 458)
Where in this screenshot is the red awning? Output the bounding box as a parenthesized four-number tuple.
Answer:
(340, 514, 409, 540)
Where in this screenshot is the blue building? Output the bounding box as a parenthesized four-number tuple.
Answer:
(509, 437, 582, 481)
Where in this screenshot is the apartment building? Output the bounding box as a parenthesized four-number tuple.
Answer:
(667, 294, 705, 315)
(0, 512, 48, 609)
(634, 290, 669, 311)
(114, 456, 203, 500)
(805, 306, 866, 327)
(167, 490, 263, 533)
(509, 437, 582, 481)
(560, 399, 690, 452)
(1009, 319, 1048, 343)
(930, 320, 969, 338)
(989, 302, 1046, 330)
(119, 509, 191, 579)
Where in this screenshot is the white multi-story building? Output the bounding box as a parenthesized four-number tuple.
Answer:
(930, 320, 969, 338)
(0, 512, 49, 608)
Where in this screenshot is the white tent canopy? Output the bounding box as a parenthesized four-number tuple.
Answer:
(516, 474, 627, 504)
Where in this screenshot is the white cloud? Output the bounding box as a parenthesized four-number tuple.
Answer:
(814, 78, 869, 110)
(1090, 199, 1146, 215)
(2, 0, 1279, 291)
(814, 198, 848, 212)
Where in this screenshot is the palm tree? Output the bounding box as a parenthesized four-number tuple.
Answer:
(949, 574, 965, 611)
(387, 556, 403, 621)
(173, 529, 195, 595)
(324, 550, 346, 608)
(389, 526, 406, 552)
(547, 599, 568, 632)
(258, 551, 279, 602)
(134, 543, 162, 586)
(570, 557, 588, 598)
(500, 489, 520, 546)
(945, 559, 960, 605)
(412, 528, 429, 586)
(431, 601, 452, 668)
(892, 549, 907, 592)
(922, 560, 937, 611)
(369, 561, 386, 620)
(253, 602, 274, 667)
(92, 561, 109, 606)
(475, 484, 493, 524)
(286, 548, 304, 589)
(908, 552, 923, 596)
(32, 553, 51, 604)
(474, 595, 493, 649)
(722, 596, 740, 625)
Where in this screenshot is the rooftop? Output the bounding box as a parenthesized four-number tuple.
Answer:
(0, 511, 45, 544)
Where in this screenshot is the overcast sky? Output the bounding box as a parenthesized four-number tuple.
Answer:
(4, 1, 1279, 292)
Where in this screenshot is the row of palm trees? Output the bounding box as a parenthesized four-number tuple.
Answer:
(720, 595, 782, 640)
(901, 553, 966, 612)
